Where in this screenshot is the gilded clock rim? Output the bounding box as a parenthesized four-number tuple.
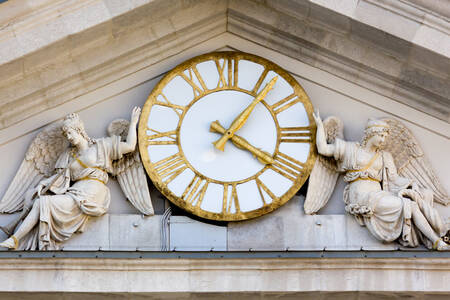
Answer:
(138, 51, 317, 221)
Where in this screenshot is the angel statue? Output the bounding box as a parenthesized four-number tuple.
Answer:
(0, 107, 154, 250)
(305, 111, 449, 250)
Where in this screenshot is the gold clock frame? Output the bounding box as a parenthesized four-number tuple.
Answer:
(138, 51, 316, 221)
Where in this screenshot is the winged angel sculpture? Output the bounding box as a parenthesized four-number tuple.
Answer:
(305, 112, 449, 250)
(0, 107, 154, 250)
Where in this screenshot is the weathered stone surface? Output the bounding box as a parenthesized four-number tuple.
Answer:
(109, 214, 162, 251)
(0, 257, 447, 294)
(170, 216, 227, 251)
(228, 0, 450, 122)
(0, 0, 448, 132)
(228, 196, 399, 251)
(62, 215, 110, 251)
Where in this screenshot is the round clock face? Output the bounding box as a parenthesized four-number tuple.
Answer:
(139, 51, 316, 221)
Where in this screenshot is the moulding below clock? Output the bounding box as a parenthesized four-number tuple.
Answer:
(0, 257, 447, 293)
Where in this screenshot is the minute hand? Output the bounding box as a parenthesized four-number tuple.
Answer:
(213, 76, 278, 151)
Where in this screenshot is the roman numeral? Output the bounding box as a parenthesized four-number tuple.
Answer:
(255, 178, 278, 205)
(270, 93, 301, 114)
(153, 153, 188, 184)
(180, 66, 207, 97)
(181, 175, 208, 207)
(269, 152, 305, 182)
(155, 93, 186, 117)
(251, 68, 269, 94)
(280, 126, 313, 143)
(146, 128, 177, 145)
(214, 58, 238, 88)
(222, 184, 240, 214)
(215, 59, 228, 88)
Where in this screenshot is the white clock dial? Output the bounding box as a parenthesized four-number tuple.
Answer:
(139, 52, 316, 221)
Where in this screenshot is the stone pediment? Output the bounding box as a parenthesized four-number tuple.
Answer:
(0, 0, 449, 139)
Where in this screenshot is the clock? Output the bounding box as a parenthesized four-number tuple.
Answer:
(138, 51, 316, 221)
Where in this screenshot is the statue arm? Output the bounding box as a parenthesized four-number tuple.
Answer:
(118, 107, 141, 154)
(313, 110, 336, 157)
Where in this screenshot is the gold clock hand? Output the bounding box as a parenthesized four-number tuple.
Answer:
(213, 76, 278, 151)
(210, 121, 274, 165)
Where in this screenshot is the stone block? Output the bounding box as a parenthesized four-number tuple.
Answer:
(170, 216, 227, 251)
(61, 0, 111, 35)
(228, 214, 285, 251)
(310, 0, 358, 19)
(229, 0, 281, 27)
(354, 0, 421, 42)
(62, 214, 110, 251)
(399, 65, 450, 100)
(103, 0, 152, 18)
(413, 23, 450, 57)
(14, 15, 69, 56)
(345, 215, 397, 251)
(0, 31, 25, 65)
(109, 214, 162, 251)
(265, 0, 310, 21)
(228, 195, 401, 251)
(309, 1, 351, 34)
(0, 59, 24, 88)
(409, 46, 450, 78)
(227, 196, 306, 251)
(350, 19, 412, 60)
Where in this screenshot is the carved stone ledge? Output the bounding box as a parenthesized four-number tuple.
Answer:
(0, 257, 447, 293)
(228, 0, 450, 122)
(0, 0, 448, 131)
(0, 0, 227, 129)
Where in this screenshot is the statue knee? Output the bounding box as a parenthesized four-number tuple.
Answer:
(32, 197, 41, 210)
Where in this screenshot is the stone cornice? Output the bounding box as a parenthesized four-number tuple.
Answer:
(0, 0, 448, 133)
(0, 257, 447, 293)
(228, 0, 450, 122)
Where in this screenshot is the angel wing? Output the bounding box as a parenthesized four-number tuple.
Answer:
(0, 121, 69, 213)
(304, 116, 344, 214)
(108, 119, 154, 215)
(381, 118, 449, 205)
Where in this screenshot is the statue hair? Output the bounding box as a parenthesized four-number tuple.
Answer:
(361, 118, 389, 147)
(62, 113, 94, 145)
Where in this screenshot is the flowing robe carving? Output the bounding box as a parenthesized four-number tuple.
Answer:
(331, 138, 446, 248)
(20, 136, 124, 250)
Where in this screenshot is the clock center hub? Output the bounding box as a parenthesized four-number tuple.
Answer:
(179, 90, 277, 182)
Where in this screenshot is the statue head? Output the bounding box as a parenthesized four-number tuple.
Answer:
(62, 113, 93, 146)
(361, 118, 389, 149)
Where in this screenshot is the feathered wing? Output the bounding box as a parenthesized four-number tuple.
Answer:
(108, 119, 154, 215)
(0, 121, 68, 213)
(304, 116, 344, 214)
(381, 118, 449, 205)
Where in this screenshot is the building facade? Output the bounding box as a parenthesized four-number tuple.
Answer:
(0, 0, 449, 298)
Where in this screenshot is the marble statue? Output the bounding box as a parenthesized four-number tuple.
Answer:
(305, 112, 449, 250)
(0, 107, 154, 250)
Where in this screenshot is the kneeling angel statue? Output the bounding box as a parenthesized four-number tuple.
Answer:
(0, 107, 154, 250)
(305, 112, 449, 250)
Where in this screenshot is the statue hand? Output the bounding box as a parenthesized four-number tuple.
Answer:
(130, 106, 141, 126)
(312, 110, 322, 127)
(36, 184, 44, 197)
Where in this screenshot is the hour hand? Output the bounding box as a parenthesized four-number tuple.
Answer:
(210, 121, 274, 165)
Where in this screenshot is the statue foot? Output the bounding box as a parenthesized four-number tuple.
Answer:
(434, 239, 450, 251)
(0, 236, 18, 249)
